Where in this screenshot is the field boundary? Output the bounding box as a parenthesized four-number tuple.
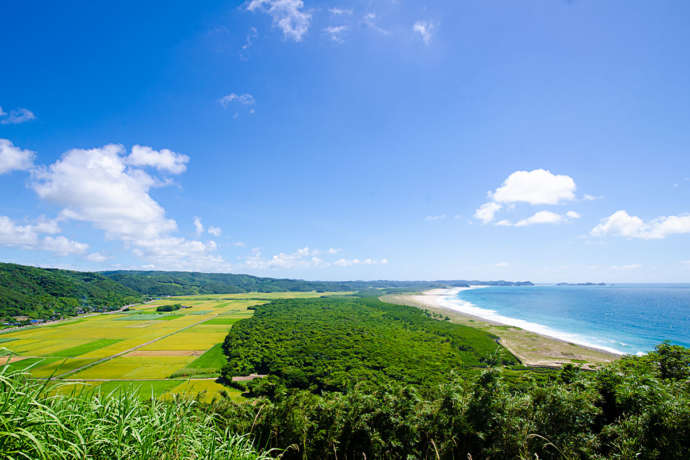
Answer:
(53, 316, 217, 379)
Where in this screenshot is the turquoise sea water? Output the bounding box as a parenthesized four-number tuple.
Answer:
(452, 284, 690, 355)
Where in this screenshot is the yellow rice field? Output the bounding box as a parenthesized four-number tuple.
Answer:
(1, 291, 347, 399)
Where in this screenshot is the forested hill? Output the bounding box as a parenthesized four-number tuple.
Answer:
(0, 262, 532, 322)
(101, 270, 532, 296)
(0, 263, 141, 322)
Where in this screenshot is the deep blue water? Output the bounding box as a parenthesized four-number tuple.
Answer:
(454, 284, 690, 355)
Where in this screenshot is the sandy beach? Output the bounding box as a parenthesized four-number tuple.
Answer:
(383, 287, 619, 369)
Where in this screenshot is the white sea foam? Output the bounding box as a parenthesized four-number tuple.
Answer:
(435, 287, 626, 355)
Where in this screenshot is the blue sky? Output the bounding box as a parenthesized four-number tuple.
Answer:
(1, 0, 689, 282)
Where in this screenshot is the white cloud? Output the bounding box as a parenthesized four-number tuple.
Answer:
(334, 257, 388, 267)
(193, 217, 204, 235)
(208, 226, 222, 237)
(240, 26, 258, 59)
(566, 211, 581, 219)
(324, 25, 348, 43)
(41, 235, 88, 255)
(682, 260, 690, 266)
(87, 252, 108, 262)
(0, 215, 89, 256)
(475, 169, 579, 224)
(0, 107, 36, 125)
(591, 210, 690, 240)
(32, 144, 177, 242)
(0, 216, 40, 247)
(329, 7, 352, 15)
(425, 214, 447, 222)
(0, 139, 35, 174)
(244, 246, 386, 270)
(126, 145, 189, 174)
(491, 169, 576, 205)
(245, 246, 320, 270)
(30, 143, 228, 270)
(219, 93, 255, 108)
(412, 20, 434, 45)
(495, 261, 509, 268)
(328, 248, 341, 254)
(515, 210, 564, 227)
(247, 0, 311, 42)
(233, 241, 246, 247)
(474, 202, 502, 224)
(583, 194, 601, 201)
(495, 219, 512, 226)
(363, 13, 389, 35)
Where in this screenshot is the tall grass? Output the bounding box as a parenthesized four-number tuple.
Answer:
(0, 361, 271, 459)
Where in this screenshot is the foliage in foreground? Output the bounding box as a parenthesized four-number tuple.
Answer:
(222, 296, 519, 392)
(0, 364, 270, 460)
(215, 343, 690, 460)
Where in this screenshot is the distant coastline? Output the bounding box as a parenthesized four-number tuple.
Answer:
(384, 287, 618, 369)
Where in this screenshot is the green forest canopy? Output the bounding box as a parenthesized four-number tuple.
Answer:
(0, 262, 532, 321)
(221, 296, 519, 392)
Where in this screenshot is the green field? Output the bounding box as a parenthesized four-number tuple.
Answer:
(1, 291, 346, 400)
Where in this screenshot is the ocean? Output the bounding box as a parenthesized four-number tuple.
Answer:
(446, 284, 690, 355)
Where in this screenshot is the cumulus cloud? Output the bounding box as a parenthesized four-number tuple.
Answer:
(30, 144, 228, 270)
(515, 210, 564, 227)
(475, 169, 579, 224)
(474, 202, 502, 224)
(0, 107, 36, 125)
(498, 210, 580, 227)
(41, 235, 88, 255)
(412, 20, 434, 45)
(32, 144, 177, 241)
(208, 226, 222, 237)
(591, 210, 690, 240)
(0, 139, 35, 174)
(0, 215, 88, 256)
(491, 169, 576, 205)
(247, 0, 311, 42)
(126, 145, 189, 174)
(324, 25, 348, 43)
(425, 214, 447, 222)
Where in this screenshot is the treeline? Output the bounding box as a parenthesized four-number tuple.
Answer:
(101, 270, 532, 297)
(213, 344, 690, 459)
(221, 296, 520, 393)
(0, 263, 140, 322)
(0, 261, 532, 321)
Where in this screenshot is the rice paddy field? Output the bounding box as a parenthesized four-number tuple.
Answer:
(0, 291, 347, 401)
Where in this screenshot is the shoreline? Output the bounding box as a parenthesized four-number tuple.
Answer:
(383, 287, 619, 369)
(429, 287, 624, 355)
